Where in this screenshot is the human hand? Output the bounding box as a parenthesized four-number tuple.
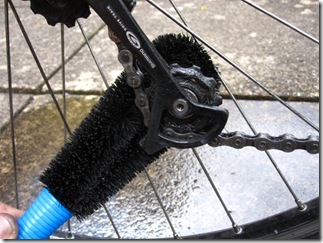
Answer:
(0, 202, 24, 239)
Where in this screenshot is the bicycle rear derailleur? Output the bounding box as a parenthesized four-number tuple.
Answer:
(29, 0, 319, 155)
(114, 44, 228, 154)
(103, 1, 229, 154)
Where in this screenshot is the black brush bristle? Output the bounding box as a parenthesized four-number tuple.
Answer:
(152, 33, 221, 89)
(39, 33, 220, 220)
(39, 74, 163, 219)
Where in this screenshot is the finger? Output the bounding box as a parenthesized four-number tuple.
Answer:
(0, 202, 24, 219)
(0, 213, 19, 239)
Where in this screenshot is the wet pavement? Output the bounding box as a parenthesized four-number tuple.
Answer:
(0, 0, 320, 239)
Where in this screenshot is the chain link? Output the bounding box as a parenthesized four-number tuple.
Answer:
(208, 131, 319, 154)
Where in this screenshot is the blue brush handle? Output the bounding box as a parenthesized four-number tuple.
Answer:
(17, 188, 72, 239)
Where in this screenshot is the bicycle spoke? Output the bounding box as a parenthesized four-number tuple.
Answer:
(7, 0, 72, 135)
(61, 24, 68, 142)
(168, 0, 188, 26)
(265, 151, 307, 210)
(101, 203, 121, 239)
(192, 149, 242, 234)
(146, 0, 319, 132)
(60, 23, 76, 238)
(144, 169, 181, 239)
(241, 0, 319, 44)
(4, 0, 20, 209)
(76, 20, 110, 89)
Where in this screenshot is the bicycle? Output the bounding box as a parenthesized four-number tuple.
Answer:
(1, 0, 319, 239)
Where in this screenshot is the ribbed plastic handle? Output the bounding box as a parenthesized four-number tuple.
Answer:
(17, 188, 72, 239)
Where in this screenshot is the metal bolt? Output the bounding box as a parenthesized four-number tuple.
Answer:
(173, 98, 189, 117)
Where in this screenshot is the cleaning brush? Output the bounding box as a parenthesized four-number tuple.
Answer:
(17, 33, 222, 239)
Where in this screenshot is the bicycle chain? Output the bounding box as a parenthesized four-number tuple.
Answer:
(209, 131, 319, 154)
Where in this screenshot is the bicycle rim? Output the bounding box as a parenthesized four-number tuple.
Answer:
(1, 0, 319, 239)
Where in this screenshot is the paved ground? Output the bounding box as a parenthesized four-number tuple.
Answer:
(0, 0, 320, 239)
(0, 0, 319, 127)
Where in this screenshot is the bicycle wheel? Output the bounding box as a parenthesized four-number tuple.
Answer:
(1, 0, 319, 239)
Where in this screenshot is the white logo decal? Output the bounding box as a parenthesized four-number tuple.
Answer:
(126, 31, 141, 49)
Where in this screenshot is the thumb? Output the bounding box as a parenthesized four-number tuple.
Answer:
(0, 214, 19, 239)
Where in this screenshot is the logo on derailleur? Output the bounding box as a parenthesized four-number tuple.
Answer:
(126, 31, 141, 49)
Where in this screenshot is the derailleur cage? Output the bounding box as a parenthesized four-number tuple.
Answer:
(140, 63, 229, 153)
(117, 46, 228, 153)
